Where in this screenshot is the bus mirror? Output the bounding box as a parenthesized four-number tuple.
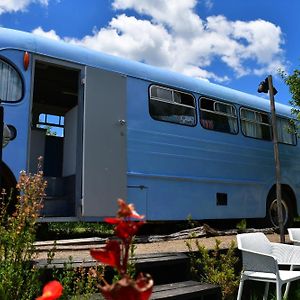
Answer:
(2, 124, 16, 148)
(7, 125, 17, 141)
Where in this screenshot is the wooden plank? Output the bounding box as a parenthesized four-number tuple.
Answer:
(35, 252, 189, 269)
(34, 237, 106, 246)
(151, 281, 221, 300)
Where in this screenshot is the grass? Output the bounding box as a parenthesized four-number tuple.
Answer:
(36, 222, 114, 240)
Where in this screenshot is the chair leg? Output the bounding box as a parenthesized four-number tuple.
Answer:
(237, 276, 244, 300)
(276, 283, 282, 300)
(263, 282, 269, 300)
(284, 282, 291, 299)
(284, 265, 294, 299)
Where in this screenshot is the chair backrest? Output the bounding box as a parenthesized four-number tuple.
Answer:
(288, 228, 300, 245)
(237, 232, 272, 254)
(237, 233, 278, 274)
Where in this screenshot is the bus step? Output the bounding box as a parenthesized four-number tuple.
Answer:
(45, 176, 64, 197)
(40, 195, 75, 217)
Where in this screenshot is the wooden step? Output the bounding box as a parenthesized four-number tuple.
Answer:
(152, 280, 221, 300)
(135, 253, 191, 285)
(63, 281, 222, 300)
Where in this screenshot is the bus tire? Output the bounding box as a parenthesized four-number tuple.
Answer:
(266, 192, 294, 229)
(0, 162, 17, 214)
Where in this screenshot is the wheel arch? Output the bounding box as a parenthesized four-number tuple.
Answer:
(0, 161, 17, 192)
(266, 184, 298, 218)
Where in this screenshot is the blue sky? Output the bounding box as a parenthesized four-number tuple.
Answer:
(0, 0, 299, 106)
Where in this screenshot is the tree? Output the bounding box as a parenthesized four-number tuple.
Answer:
(281, 69, 300, 125)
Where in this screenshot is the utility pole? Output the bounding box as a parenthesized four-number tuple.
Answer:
(258, 75, 285, 243)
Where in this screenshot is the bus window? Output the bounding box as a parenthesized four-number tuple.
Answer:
(277, 117, 297, 145)
(38, 113, 64, 137)
(240, 108, 271, 140)
(200, 97, 238, 134)
(0, 59, 23, 102)
(149, 85, 196, 126)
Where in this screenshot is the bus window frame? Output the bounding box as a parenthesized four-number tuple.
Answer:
(276, 115, 297, 146)
(199, 96, 239, 135)
(240, 106, 272, 141)
(148, 84, 197, 127)
(0, 55, 25, 104)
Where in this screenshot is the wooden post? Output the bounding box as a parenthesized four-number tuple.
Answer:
(267, 75, 285, 243)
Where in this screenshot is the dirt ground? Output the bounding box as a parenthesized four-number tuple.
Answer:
(35, 233, 288, 262)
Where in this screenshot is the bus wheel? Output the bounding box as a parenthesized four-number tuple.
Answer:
(266, 194, 294, 228)
(0, 163, 17, 215)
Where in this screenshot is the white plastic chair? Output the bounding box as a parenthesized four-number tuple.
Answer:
(237, 232, 300, 300)
(288, 228, 300, 246)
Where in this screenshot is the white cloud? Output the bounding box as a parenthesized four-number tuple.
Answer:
(0, 0, 48, 14)
(31, 0, 286, 83)
(32, 26, 60, 40)
(112, 0, 204, 38)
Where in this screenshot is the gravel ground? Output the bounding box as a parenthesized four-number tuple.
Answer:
(35, 233, 289, 262)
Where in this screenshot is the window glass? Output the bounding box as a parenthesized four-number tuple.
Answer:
(277, 117, 296, 145)
(0, 59, 23, 102)
(240, 108, 271, 140)
(151, 86, 173, 102)
(200, 98, 238, 134)
(149, 85, 196, 126)
(38, 113, 64, 136)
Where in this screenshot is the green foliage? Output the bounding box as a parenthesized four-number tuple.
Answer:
(45, 240, 105, 299)
(0, 162, 46, 299)
(50, 258, 104, 299)
(38, 222, 114, 240)
(281, 69, 300, 131)
(236, 219, 247, 231)
(186, 238, 239, 300)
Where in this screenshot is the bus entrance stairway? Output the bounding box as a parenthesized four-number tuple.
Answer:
(40, 176, 75, 217)
(36, 251, 222, 300)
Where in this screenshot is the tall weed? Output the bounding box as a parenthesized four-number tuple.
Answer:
(0, 160, 46, 299)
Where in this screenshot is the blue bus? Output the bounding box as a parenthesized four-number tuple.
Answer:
(0, 27, 299, 226)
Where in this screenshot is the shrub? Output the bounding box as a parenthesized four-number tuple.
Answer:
(0, 159, 46, 299)
(186, 238, 239, 300)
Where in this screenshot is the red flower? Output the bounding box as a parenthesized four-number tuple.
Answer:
(36, 280, 63, 300)
(90, 240, 121, 271)
(116, 199, 144, 219)
(105, 217, 145, 241)
(115, 220, 145, 241)
(100, 274, 153, 300)
(91, 199, 152, 299)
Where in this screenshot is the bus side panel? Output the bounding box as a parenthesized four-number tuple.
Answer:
(1, 49, 32, 179)
(82, 67, 127, 217)
(126, 78, 276, 221)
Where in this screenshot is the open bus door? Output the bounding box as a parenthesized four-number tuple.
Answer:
(82, 67, 127, 218)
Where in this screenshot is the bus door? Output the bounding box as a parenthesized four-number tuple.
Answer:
(30, 57, 84, 218)
(82, 67, 127, 218)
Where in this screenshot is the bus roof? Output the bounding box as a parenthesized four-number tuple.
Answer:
(0, 27, 291, 117)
